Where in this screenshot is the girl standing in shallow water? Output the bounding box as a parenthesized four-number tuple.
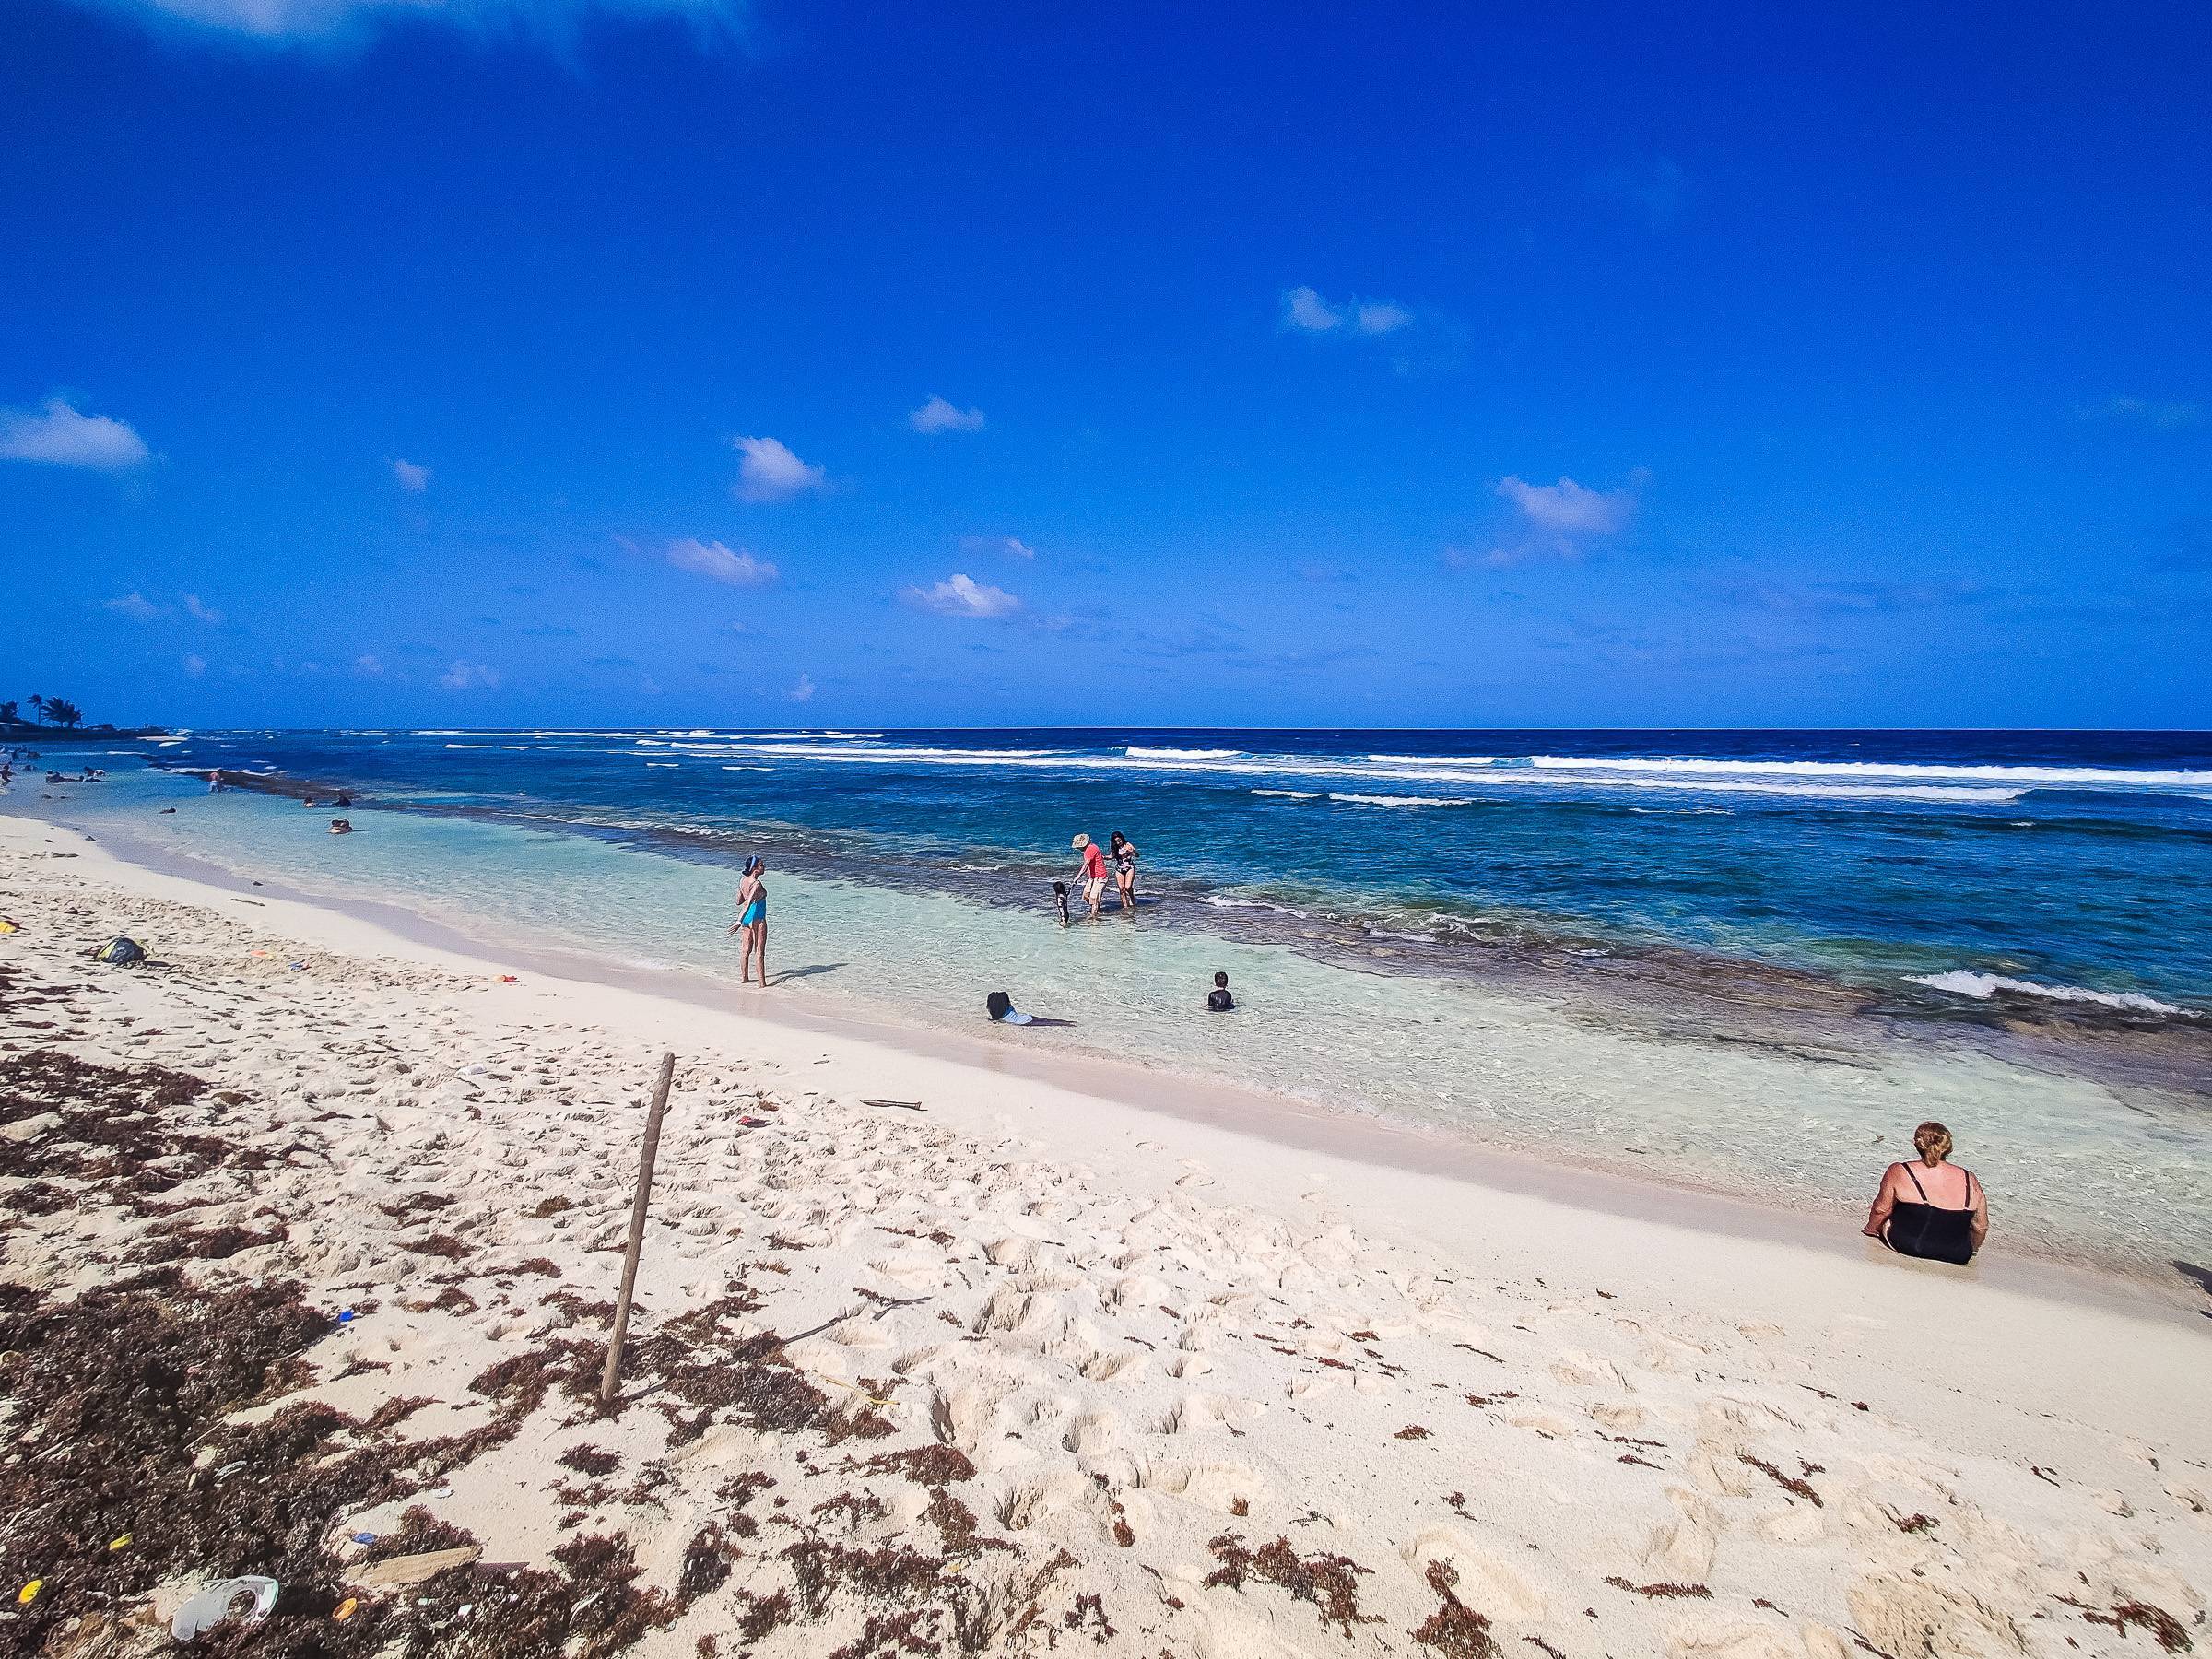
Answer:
(728, 856, 770, 987)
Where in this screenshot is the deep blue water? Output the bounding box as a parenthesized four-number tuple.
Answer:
(79, 725, 2212, 1018)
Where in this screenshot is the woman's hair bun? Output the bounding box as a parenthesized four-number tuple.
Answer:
(1912, 1121, 1954, 1164)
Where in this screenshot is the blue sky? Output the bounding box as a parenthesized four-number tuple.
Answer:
(3, 0, 2206, 729)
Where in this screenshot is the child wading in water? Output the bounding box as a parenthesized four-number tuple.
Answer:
(728, 855, 771, 987)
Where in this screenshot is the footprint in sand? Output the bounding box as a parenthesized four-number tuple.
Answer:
(1061, 1411, 1119, 1455)
(1397, 1527, 1549, 1620)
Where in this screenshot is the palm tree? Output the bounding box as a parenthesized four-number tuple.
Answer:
(43, 699, 85, 729)
(28, 695, 47, 719)
(0, 700, 18, 724)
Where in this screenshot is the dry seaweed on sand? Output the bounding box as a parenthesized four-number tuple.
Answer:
(0, 1266, 524, 1656)
(1738, 1453, 1823, 1506)
(858, 1444, 976, 1487)
(1605, 1575, 1712, 1599)
(1410, 1559, 1500, 1659)
(559, 1444, 623, 1477)
(2058, 1594, 2194, 1652)
(1204, 1533, 1376, 1635)
(0, 1048, 275, 1201)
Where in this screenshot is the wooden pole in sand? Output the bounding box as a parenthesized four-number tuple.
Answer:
(600, 1050, 677, 1408)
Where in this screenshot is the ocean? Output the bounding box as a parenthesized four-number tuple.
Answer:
(9, 726, 2210, 1280)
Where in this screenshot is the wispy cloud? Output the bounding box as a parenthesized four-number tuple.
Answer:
(181, 653, 207, 677)
(353, 653, 384, 676)
(909, 395, 984, 435)
(391, 457, 431, 493)
(1, 398, 149, 470)
(959, 534, 1036, 559)
(57, 0, 747, 47)
(900, 572, 1022, 618)
(731, 435, 826, 503)
(2080, 396, 2200, 429)
(1709, 577, 1996, 616)
(1462, 473, 1643, 567)
(182, 593, 224, 624)
(788, 673, 816, 702)
(439, 660, 501, 690)
(1589, 157, 1688, 226)
(1280, 286, 1415, 336)
(666, 536, 780, 586)
(104, 591, 164, 620)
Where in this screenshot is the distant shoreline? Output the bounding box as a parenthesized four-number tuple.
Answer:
(1, 723, 173, 740)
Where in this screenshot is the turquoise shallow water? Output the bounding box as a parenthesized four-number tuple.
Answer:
(7, 735, 2210, 1278)
(99, 724, 2212, 1014)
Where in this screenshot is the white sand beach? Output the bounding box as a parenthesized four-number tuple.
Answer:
(2, 811, 2206, 1658)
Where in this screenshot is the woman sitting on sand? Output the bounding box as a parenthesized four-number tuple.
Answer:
(727, 856, 770, 988)
(1862, 1121, 1987, 1264)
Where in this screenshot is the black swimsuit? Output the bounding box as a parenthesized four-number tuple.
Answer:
(1887, 1164, 1979, 1265)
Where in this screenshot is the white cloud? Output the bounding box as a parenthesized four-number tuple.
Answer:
(1481, 474, 1641, 566)
(182, 593, 223, 623)
(909, 395, 985, 435)
(1, 398, 149, 469)
(2082, 396, 2199, 429)
(900, 572, 1022, 618)
(1283, 287, 1343, 332)
(666, 536, 780, 586)
(61, 0, 746, 46)
(1282, 287, 1415, 337)
(959, 534, 1036, 559)
(354, 653, 384, 676)
(391, 457, 431, 493)
(1497, 476, 1635, 535)
(788, 673, 816, 702)
(731, 435, 826, 502)
(181, 653, 207, 677)
(439, 660, 502, 690)
(1353, 301, 1412, 335)
(105, 591, 164, 620)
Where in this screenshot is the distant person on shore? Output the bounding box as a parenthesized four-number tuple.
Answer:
(1109, 830, 1139, 912)
(1862, 1121, 1986, 1264)
(728, 855, 771, 987)
(1206, 971, 1235, 1012)
(1072, 834, 1108, 921)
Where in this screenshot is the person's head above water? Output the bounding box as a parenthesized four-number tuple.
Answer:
(1912, 1121, 1954, 1166)
(1213, 971, 1229, 988)
(743, 855, 764, 876)
(1110, 831, 1127, 851)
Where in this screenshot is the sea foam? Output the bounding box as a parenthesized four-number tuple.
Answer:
(1909, 971, 2190, 1017)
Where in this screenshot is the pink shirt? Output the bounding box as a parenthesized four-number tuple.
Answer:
(1082, 843, 1108, 879)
